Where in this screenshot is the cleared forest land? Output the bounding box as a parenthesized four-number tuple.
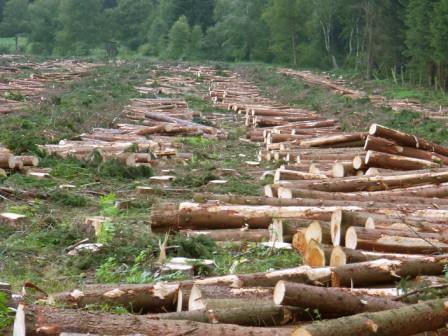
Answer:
(2, 56, 448, 335)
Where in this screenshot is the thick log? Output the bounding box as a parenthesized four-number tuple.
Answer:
(329, 246, 447, 267)
(292, 298, 448, 336)
(274, 281, 404, 317)
(151, 202, 358, 231)
(299, 133, 367, 148)
(291, 170, 448, 193)
(48, 283, 179, 313)
(331, 257, 448, 287)
(364, 135, 448, 165)
(345, 226, 448, 254)
(370, 123, 448, 157)
(23, 305, 294, 336)
(365, 150, 439, 171)
(274, 169, 327, 182)
(330, 209, 368, 246)
(188, 285, 272, 310)
(148, 304, 307, 326)
(304, 240, 327, 267)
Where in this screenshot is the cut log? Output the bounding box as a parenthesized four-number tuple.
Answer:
(293, 298, 448, 336)
(299, 133, 367, 148)
(24, 305, 294, 336)
(365, 150, 439, 170)
(331, 257, 448, 287)
(364, 135, 448, 165)
(274, 281, 404, 317)
(188, 285, 272, 311)
(292, 169, 448, 192)
(370, 123, 448, 157)
(329, 246, 441, 267)
(47, 283, 179, 313)
(330, 209, 367, 246)
(345, 226, 448, 254)
(147, 304, 307, 326)
(304, 240, 327, 267)
(332, 162, 357, 177)
(151, 202, 358, 231)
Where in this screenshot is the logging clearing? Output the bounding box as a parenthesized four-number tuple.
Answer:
(2, 57, 448, 336)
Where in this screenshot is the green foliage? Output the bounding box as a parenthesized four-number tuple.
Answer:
(96, 160, 154, 180)
(171, 234, 217, 259)
(167, 15, 191, 59)
(0, 0, 29, 38)
(55, 0, 104, 55)
(50, 191, 88, 207)
(0, 293, 13, 330)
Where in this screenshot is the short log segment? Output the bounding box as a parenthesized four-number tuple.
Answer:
(273, 281, 405, 317)
(292, 298, 448, 336)
(23, 305, 294, 336)
(331, 257, 448, 287)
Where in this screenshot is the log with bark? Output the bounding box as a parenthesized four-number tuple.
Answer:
(331, 257, 448, 287)
(369, 123, 448, 157)
(274, 281, 404, 317)
(151, 202, 359, 231)
(364, 150, 440, 171)
(22, 305, 294, 336)
(344, 226, 448, 254)
(292, 297, 448, 336)
(299, 133, 367, 148)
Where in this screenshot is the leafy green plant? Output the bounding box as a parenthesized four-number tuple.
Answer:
(0, 293, 13, 329)
(97, 220, 116, 244)
(95, 257, 121, 283)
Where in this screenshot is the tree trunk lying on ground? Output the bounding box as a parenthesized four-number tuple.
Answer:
(22, 305, 294, 336)
(329, 246, 448, 267)
(345, 226, 448, 254)
(331, 257, 448, 287)
(180, 228, 270, 242)
(364, 135, 448, 165)
(48, 282, 179, 313)
(364, 150, 440, 171)
(369, 123, 448, 157)
(292, 297, 448, 336)
(285, 169, 448, 193)
(147, 304, 309, 326)
(50, 265, 332, 308)
(188, 285, 272, 311)
(151, 202, 358, 231)
(274, 281, 405, 317)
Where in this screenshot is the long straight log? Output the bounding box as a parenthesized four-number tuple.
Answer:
(151, 202, 359, 231)
(274, 281, 404, 317)
(48, 283, 179, 313)
(331, 257, 448, 287)
(180, 229, 270, 242)
(23, 305, 294, 336)
(370, 123, 448, 157)
(292, 298, 448, 336)
(299, 133, 367, 148)
(290, 170, 448, 192)
(345, 227, 448, 254)
(365, 150, 439, 170)
(364, 135, 448, 165)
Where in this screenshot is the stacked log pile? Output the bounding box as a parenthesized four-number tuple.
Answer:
(14, 67, 448, 335)
(41, 72, 226, 164)
(0, 59, 98, 116)
(279, 68, 448, 121)
(0, 145, 40, 177)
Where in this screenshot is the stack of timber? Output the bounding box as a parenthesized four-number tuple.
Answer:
(41, 90, 225, 164)
(0, 58, 98, 116)
(15, 68, 448, 336)
(0, 145, 40, 177)
(279, 68, 448, 121)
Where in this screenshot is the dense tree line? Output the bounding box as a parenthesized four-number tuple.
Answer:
(1, 0, 447, 88)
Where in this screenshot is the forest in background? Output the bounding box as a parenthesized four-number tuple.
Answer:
(0, 0, 447, 89)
